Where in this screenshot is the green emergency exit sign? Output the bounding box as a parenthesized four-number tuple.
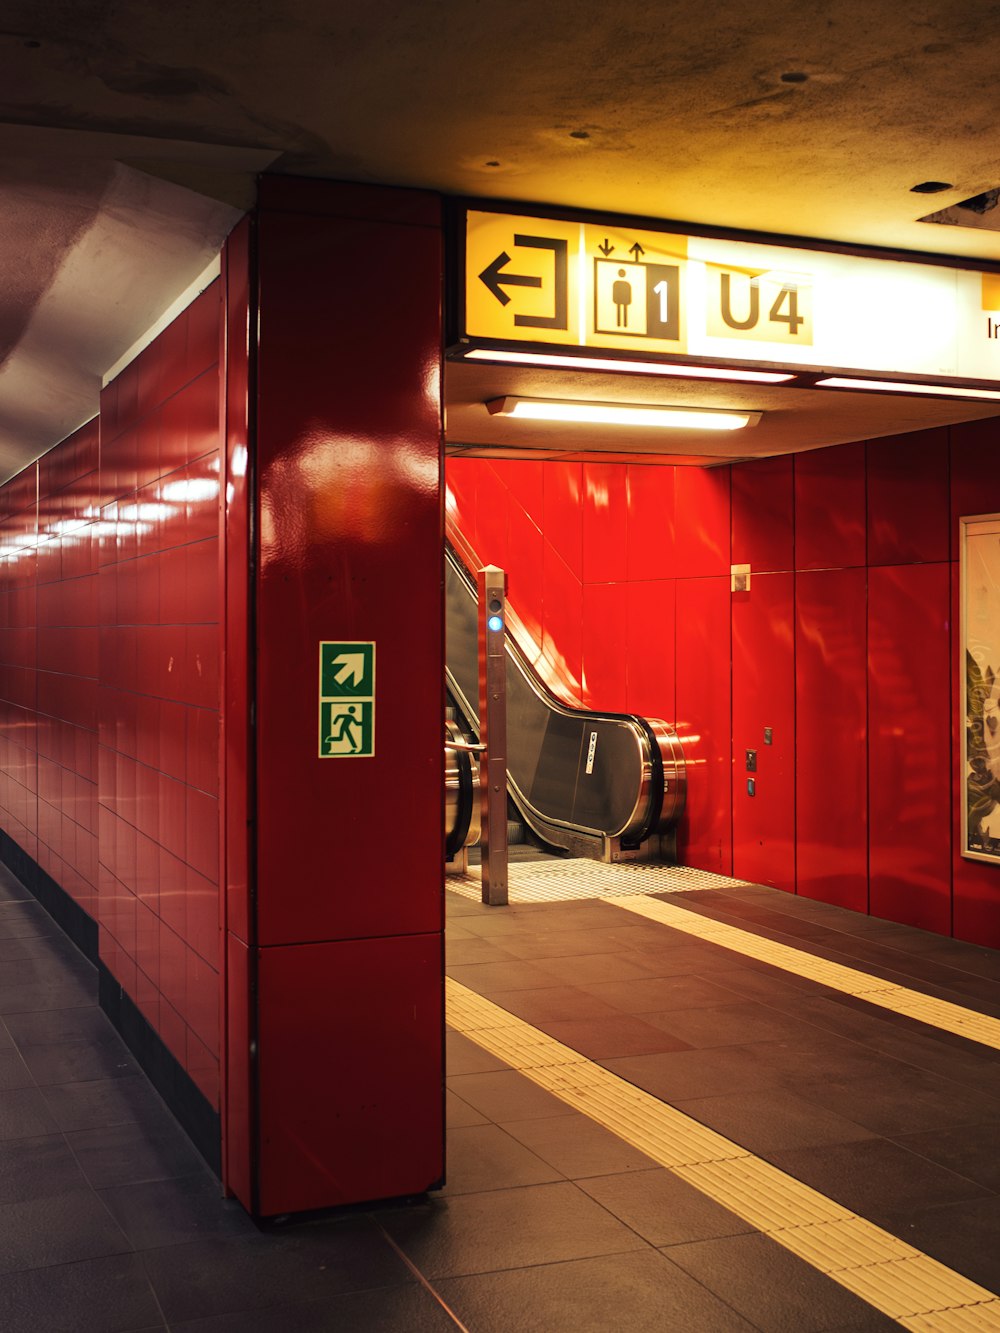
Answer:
(318, 641, 375, 757)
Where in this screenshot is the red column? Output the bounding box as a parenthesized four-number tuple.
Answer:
(224, 180, 444, 1216)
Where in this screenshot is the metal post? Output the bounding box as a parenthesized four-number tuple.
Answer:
(477, 565, 508, 906)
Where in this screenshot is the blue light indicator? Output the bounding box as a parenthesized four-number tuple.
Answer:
(488, 614, 503, 633)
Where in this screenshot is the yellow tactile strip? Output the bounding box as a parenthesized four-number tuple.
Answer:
(447, 978, 1000, 1329)
(609, 895, 1000, 1052)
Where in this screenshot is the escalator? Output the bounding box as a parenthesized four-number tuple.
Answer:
(445, 541, 686, 862)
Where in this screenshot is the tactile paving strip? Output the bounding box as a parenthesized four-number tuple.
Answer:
(447, 978, 1000, 1329)
(611, 895, 1000, 1053)
(448, 858, 754, 903)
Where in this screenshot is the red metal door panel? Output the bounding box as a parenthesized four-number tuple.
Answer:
(254, 201, 443, 948)
(867, 428, 949, 566)
(731, 456, 794, 574)
(256, 932, 443, 1216)
(868, 563, 951, 932)
(794, 442, 866, 571)
(796, 568, 868, 912)
(732, 572, 795, 892)
(675, 575, 732, 875)
(950, 417, 1000, 559)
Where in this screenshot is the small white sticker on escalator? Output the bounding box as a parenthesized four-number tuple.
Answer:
(586, 730, 598, 775)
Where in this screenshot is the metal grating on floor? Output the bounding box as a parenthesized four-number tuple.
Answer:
(448, 858, 756, 903)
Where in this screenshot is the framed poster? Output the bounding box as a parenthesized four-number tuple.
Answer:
(961, 512, 1000, 863)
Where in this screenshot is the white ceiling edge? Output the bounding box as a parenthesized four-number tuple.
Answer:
(0, 163, 242, 481)
(102, 254, 222, 388)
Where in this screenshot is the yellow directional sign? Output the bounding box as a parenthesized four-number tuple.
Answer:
(583, 223, 688, 354)
(463, 206, 1000, 383)
(465, 212, 580, 346)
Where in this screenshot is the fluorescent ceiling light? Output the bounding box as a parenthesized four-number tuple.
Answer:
(464, 347, 794, 384)
(486, 397, 760, 431)
(816, 376, 1000, 402)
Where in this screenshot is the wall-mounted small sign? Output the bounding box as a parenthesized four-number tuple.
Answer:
(318, 641, 375, 758)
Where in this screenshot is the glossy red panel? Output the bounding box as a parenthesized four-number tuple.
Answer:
(581, 582, 628, 710)
(675, 575, 731, 874)
(867, 427, 949, 566)
(626, 464, 675, 581)
(505, 502, 545, 646)
(254, 192, 443, 947)
(625, 579, 676, 720)
(541, 539, 582, 699)
(542, 461, 583, 578)
(256, 933, 443, 1215)
(794, 442, 866, 571)
(499, 459, 544, 529)
(731, 456, 793, 574)
(950, 417, 1000, 558)
(868, 563, 951, 932)
(796, 568, 868, 912)
(582, 463, 628, 585)
(473, 463, 509, 568)
(674, 465, 731, 578)
(732, 572, 795, 892)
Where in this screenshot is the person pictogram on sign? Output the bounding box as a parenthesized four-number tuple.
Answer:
(613, 269, 632, 327)
(326, 705, 362, 754)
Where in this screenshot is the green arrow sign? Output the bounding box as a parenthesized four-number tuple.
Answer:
(318, 641, 375, 757)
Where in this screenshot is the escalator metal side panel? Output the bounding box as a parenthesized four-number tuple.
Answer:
(445, 546, 679, 853)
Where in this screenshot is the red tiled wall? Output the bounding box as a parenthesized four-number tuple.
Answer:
(0, 282, 224, 1110)
(447, 413, 1000, 946)
(97, 281, 223, 1107)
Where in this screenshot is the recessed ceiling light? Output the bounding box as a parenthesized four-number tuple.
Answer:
(486, 397, 761, 430)
(462, 347, 794, 384)
(815, 376, 1000, 402)
(910, 181, 953, 194)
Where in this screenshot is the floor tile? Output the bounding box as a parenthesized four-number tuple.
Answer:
(0, 1086, 60, 1141)
(890, 1118, 1000, 1191)
(40, 1074, 171, 1133)
(141, 1220, 412, 1322)
(379, 1180, 646, 1278)
(0, 1252, 163, 1333)
(20, 1038, 139, 1087)
(479, 984, 623, 1025)
(672, 1088, 877, 1157)
(541, 1013, 692, 1058)
(444, 1089, 489, 1129)
(881, 1194, 1000, 1293)
(440, 1123, 563, 1194)
(0, 1132, 90, 1204)
(665, 1231, 900, 1332)
(0, 1188, 131, 1274)
(791, 1065, 1000, 1136)
(578, 1167, 754, 1247)
(437, 1248, 759, 1332)
(601, 1044, 784, 1101)
(501, 1112, 658, 1178)
(3, 1005, 121, 1048)
(170, 1282, 459, 1331)
(0, 1048, 33, 1091)
(97, 1172, 257, 1250)
(583, 973, 746, 1014)
(445, 1029, 507, 1076)
(446, 1070, 570, 1124)
(446, 959, 562, 993)
(766, 1136, 992, 1225)
(68, 1118, 207, 1189)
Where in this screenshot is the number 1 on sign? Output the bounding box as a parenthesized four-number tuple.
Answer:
(653, 280, 669, 324)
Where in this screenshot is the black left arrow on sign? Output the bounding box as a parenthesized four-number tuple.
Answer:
(478, 234, 570, 331)
(478, 251, 543, 307)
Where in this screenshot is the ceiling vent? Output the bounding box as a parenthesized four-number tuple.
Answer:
(918, 187, 1000, 232)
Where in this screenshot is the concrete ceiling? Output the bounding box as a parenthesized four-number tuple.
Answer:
(3, 0, 1000, 476)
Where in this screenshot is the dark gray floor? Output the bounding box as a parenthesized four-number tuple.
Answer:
(1, 856, 999, 1331)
